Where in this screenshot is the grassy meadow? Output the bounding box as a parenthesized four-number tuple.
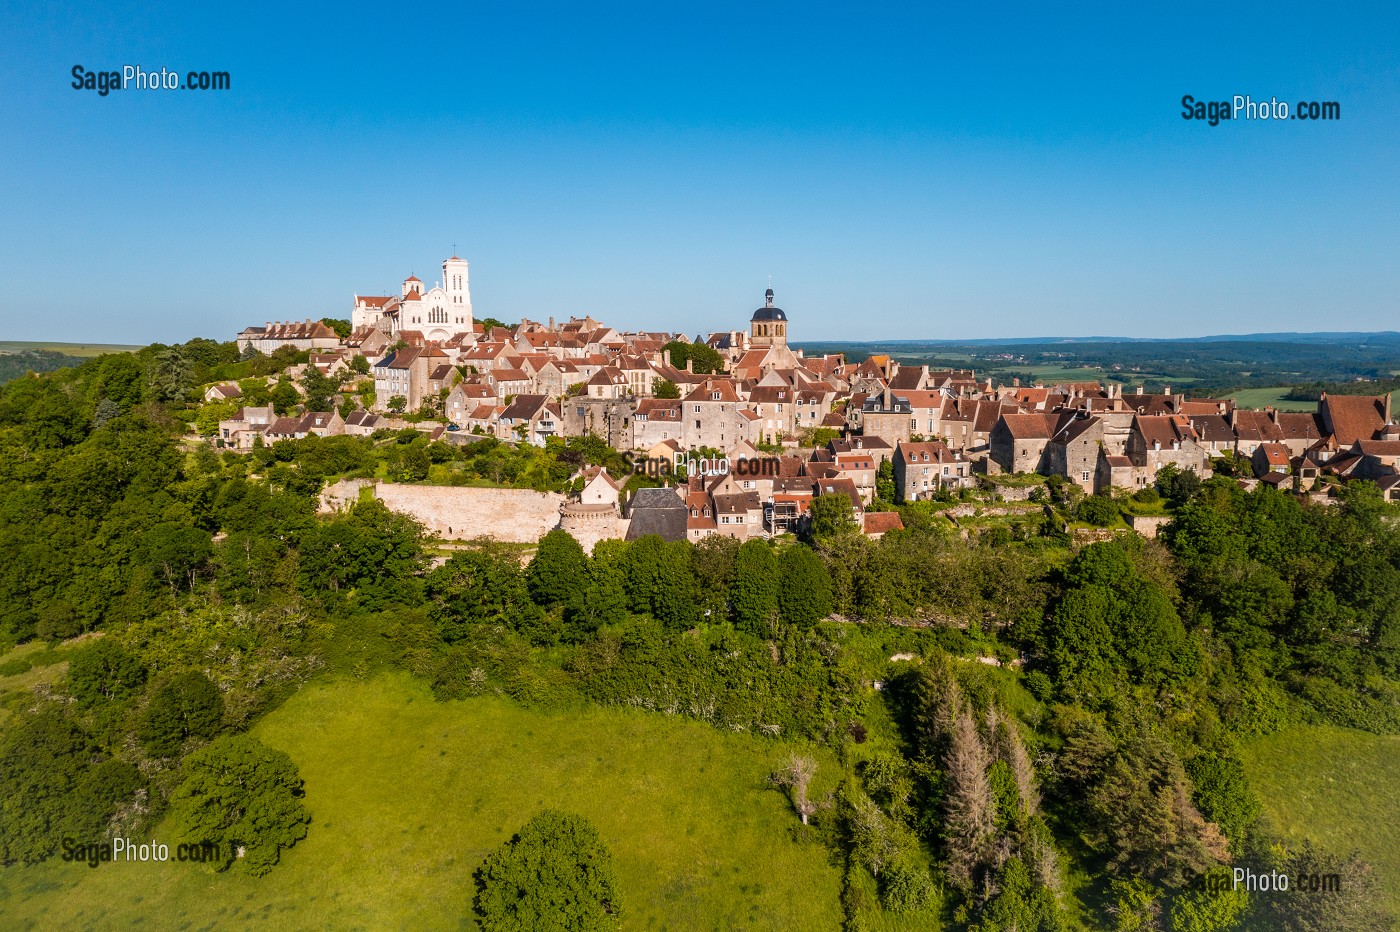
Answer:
(1225, 387, 1317, 412)
(1241, 725, 1400, 918)
(0, 673, 844, 930)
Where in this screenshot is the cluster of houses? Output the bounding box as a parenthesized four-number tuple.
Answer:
(218, 255, 1400, 544)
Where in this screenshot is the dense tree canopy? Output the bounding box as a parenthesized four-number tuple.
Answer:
(171, 735, 311, 875)
(475, 810, 621, 931)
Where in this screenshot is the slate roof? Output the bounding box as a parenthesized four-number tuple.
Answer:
(625, 486, 688, 542)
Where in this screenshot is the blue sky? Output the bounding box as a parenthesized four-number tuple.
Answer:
(1, 1, 1397, 343)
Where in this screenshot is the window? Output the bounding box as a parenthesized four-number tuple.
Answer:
(1082, 471, 1091, 482)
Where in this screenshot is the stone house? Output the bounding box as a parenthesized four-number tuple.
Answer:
(497, 395, 560, 446)
(1046, 414, 1104, 492)
(1126, 415, 1211, 482)
(989, 412, 1062, 475)
(893, 440, 972, 501)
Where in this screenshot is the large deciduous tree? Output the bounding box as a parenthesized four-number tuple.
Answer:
(171, 734, 311, 876)
(729, 539, 778, 636)
(475, 809, 621, 930)
(138, 670, 225, 758)
(67, 638, 147, 707)
(777, 545, 833, 628)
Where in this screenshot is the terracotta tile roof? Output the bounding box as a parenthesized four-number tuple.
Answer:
(1233, 410, 1285, 443)
(998, 412, 1061, 439)
(863, 512, 905, 535)
(1321, 395, 1387, 445)
(1273, 412, 1325, 441)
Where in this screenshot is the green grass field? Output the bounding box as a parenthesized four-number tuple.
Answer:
(1241, 725, 1400, 918)
(1226, 387, 1400, 413)
(0, 642, 75, 726)
(0, 341, 142, 357)
(1225, 387, 1316, 412)
(0, 673, 844, 930)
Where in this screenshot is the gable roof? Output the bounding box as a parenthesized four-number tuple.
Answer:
(1321, 394, 1388, 445)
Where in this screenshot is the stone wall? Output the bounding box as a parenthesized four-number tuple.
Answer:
(321, 480, 566, 543)
(1128, 514, 1172, 538)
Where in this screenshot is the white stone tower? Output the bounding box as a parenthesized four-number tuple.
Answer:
(443, 256, 473, 331)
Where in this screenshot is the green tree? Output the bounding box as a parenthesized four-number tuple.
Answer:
(171, 735, 311, 876)
(875, 458, 895, 503)
(270, 378, 299, 416)
(388, 443, 431, 482)
(319, 317, 352, 339)
(729, 539, 778, 636)
(661, 339, 726, 374)
(652, 379, 680, 399)
(777, 544, 833, 628)
(426, 544, 547, 642)
(476, 809, 621, 931)
(300, 365, 339, 412)
(807, 493, 858, 540)
(528, 530, 588, 609)
(0, 709, 141, 864)
(147, 347, 192, 402)
(195, 400, 239, 437)
(141, 522, 214, 592)
(297, 498, 426, 606)
(138, 671, 225, 758)
(1077, 493, 1120, 526)
(92, 353, 146, 411)
(67, 638, 147, 707)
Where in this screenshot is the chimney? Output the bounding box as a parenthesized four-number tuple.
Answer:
(663, 349, 671, 368)
(686, 358, 693, 373)
(549, 316, 555, 331)
(1012, 377, 1020, 388)
(883, 385, 893, 410)
(1164, 384, 1172, 395)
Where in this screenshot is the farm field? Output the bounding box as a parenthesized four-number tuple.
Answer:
(1225, 387, 1317, 411)
(0, 672, 844, 930)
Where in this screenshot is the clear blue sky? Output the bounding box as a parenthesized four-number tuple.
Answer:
(2, 1, 1397, 343)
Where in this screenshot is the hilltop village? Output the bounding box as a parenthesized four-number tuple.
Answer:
(220, 255, 1400, 546)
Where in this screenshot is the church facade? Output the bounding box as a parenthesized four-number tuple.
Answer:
(352, 255, 474, 344)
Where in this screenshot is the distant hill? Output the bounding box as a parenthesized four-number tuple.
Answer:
(0, 341, 144, 357)
(798, 331, 1400, 348)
